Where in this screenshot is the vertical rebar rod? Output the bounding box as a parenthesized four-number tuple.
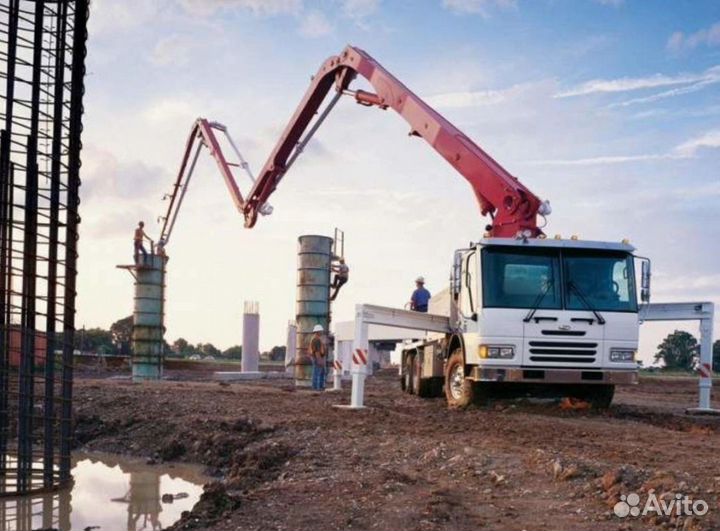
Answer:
(0, 0, 20, 478)
(43, 0, 68, 487)
(60, 0, 88, 482)
(17, 0, 45, 493)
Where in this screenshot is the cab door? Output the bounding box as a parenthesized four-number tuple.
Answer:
(459, 249, 478, 331)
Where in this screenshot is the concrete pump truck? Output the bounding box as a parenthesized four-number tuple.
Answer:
(172, 45, 649, 408)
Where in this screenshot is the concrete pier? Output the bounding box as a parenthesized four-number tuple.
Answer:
(241, 301, 260, 374)
(295, 235, 333, 387)
(285, 321, 297, 376)
(131, 254, 166, 382)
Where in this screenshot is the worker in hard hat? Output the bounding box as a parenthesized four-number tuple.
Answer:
(330, 257, 349, 301)
(309, 324, 327, 390)
(410, 276, 431, 313)
(133, 221, 152, 264)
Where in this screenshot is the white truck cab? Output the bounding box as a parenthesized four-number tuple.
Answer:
(402, 237, 646, 408)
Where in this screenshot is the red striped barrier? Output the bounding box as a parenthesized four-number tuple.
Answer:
(352, 348, 367, 366)
(698, 362, 713, 379)
(333, 360, 342, 371)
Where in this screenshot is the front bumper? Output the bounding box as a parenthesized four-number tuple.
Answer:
(469, 366, 638, 385)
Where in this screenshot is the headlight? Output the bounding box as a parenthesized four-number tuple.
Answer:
(610, 349, 636, 362)
(479, 345, 515, 359)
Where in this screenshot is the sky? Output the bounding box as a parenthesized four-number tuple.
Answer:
(78, 0, 720, 363)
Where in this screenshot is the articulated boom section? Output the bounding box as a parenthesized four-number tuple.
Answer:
(242, 45, 545, 238)
(158, 118, 264, 246)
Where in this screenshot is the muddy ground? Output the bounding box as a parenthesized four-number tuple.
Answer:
(71, 371, 720, 531)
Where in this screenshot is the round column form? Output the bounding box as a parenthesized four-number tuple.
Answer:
(295, 235, 332, 386)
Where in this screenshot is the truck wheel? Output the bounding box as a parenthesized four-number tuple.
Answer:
(444, 349, 474, 408)
(403, 353, 415, 395)
(588, 384, 615, 409)
(414, 354, 433, 398)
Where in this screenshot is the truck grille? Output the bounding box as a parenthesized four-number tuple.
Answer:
(528, 340, 597, 364)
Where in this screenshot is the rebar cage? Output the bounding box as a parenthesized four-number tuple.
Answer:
(0, 0, 88, 496)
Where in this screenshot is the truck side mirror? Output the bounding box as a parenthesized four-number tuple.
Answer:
(640, 259, 651, 303)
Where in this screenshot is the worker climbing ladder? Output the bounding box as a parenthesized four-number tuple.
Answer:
(329, 228, 346, 391)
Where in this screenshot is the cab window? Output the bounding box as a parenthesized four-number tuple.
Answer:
(481, 247, 561, 309)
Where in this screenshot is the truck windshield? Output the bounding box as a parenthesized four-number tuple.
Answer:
(481, 248, 561, 310)
(481, 246, 637, 312)
(563, 250, 637, 312)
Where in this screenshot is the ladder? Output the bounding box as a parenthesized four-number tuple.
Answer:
(333, 227, 345, 258)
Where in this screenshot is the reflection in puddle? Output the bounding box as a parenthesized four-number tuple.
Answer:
(1, 452, 207, 531)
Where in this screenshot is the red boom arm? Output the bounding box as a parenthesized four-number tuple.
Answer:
(158, 118, 261, 246)
(242, 45, 545, 238)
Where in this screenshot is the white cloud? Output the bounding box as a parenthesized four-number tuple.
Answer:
(81, 146, 167, 203)
(629, 105, 720, 121)
(150, 35, 196, 67)
(530, 129, 720, 166)
(555, 65, 720, 108)
(608, 73, 720, 107)
(529, 154, 669, 166)
(667, 21, 720, 53)
(594, 0, 623, 6)
(179, 0, 302, 17)
(299, 10, 333, 37)
(342, 0, 379, 19)
(142, 99, 197, 125)
(556, 66, 720, 98)
(424, 87, 509, 108)
(666, 31, 685, 52)
(674, 130, 720, 158)
(88, 0, 161, 35)
(442, 0, 516, 18)
(654, 274, 720, 297)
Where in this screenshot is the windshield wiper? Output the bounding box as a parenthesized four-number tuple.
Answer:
(523, 279, 554, 323)
(567, 281, 606, 325)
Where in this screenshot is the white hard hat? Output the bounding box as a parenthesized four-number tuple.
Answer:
(415, 276, 425, 283)
(312, 324, 324, 333)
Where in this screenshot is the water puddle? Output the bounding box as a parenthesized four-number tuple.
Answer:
(1, 452, 207, 531)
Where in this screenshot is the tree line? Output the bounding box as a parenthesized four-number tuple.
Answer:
(73, 315, 286, 361)
(654, 330, 720, 372)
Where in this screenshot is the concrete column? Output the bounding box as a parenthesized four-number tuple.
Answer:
(241, 301, 260, 374)
(285, 321, 297, 376)
(295, 235, 333, 387)
(132, 254, 166, 382)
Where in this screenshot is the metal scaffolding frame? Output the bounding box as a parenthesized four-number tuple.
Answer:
(0, 0, 88, 496)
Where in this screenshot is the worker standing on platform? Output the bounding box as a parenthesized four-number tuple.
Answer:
(133, 221, 152, 264)
(309, 324, 327, 390)
(330, 257, 349, 301)
(410, 276, 431, 313)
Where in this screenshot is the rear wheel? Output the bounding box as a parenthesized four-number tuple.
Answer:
(444, 349, 474, 408)
(414, 354, 435, 398)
